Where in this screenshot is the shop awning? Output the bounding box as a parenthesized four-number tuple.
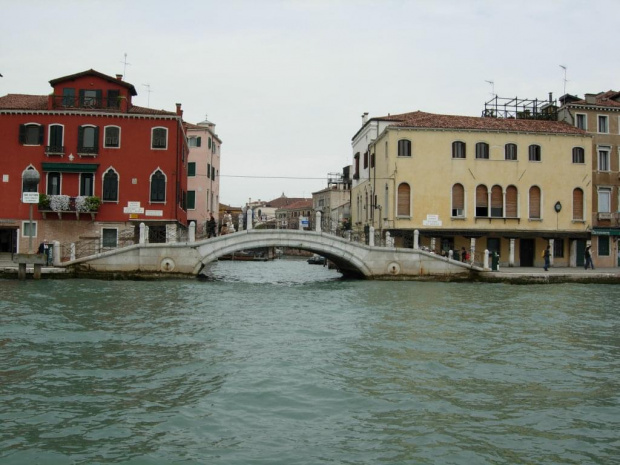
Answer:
(592, 228, 620, 236)
(41, 163, 99, 173)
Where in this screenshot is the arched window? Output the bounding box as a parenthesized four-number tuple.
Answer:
(19, 123, 44, 145)
(452, 141, 466, 159)
(528, 144, 541, 162)
(150, 169, 166, 202)
(47, 124, 64, 155)
(505, 143, 517, 160)
(529, 186, 541, 219)
(103, 168, 119, 202)
(475, 142, 489, 159)
(572, 147, 585, 164)
(384, 184, 389, 220)
(451, 183, 464, 217)
(397, 139, 411, 157)
(573, 188, 584, 220)
(491, 185, 503, 217)
(397, 183, 411, 216)
(476, 185, 488, 216)
(506, 185, 518, 218)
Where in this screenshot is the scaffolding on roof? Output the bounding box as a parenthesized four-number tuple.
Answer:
(482, 94, 558, 120)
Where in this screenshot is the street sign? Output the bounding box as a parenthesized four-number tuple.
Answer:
(22, 192, 39, 204)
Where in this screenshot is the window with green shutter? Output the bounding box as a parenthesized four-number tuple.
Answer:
(188, 162, 196, 177)
(187, 191, 196, 209)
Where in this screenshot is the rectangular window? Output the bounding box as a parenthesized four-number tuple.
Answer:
(528, 145, 541, 162)
(598, 236, 610, 256)
(188, 137, 202, 147)
(151, 128, 167, 149)
(576, 114, 587, 130)
(80, 173, 94, 196)
(104, 126, 120, 148)
(188, 162, 196, 177)
(598, 148, 610, 171)
(598, 188, 611, 213)
(187, 190, 196, 209)
(78, 126, 99, 155)
(80, 89, 102, 108)
(475, 143, 489, 159)
(62, 88, 75, 107)
(22, 221, 37, 238)
(505, 143, 517, 161)
(47, 172, 61, 195)
(107, 90, 120, 109)
(102, 228, 118, 248)
(598, 115, 609, 133)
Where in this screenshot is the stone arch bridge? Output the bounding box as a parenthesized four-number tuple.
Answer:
(67, 229, 475, 279)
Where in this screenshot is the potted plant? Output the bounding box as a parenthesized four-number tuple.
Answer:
(38, 193, 50, 210)
(85, 196, 101, 212)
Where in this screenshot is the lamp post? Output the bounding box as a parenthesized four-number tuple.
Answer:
(22, 170, 41, 254)
(554, 201, 562, 231)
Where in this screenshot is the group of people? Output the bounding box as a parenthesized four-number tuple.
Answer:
(542, 244, 595, 271)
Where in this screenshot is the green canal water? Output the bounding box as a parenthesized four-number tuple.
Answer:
(1, 259, 619, 464)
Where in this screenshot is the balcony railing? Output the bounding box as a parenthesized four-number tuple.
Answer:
(45, 145, 65, 156)
(51, 95, 122, 111)
(77, 145, 99, 156)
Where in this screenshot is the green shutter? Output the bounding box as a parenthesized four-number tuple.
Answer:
(197, 137, 201, 147)
(19, 124, 26, 144)
(188, 162, 196, 176)
(187, 191, 196, 209)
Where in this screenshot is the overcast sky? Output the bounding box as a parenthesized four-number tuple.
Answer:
(3, 0, 619, 206)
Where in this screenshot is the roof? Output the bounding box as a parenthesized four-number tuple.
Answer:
(276, 199, 313, 211)
(265, 194, 309, 208)
(0, 94, 47, 110)
(567, 90, 620, 108)
(49, 69, 138, 96)
(353, 110, 587, 140)
(0, 93, 177, 117)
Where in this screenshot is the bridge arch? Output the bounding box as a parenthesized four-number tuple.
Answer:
(193, 230, 372, 278)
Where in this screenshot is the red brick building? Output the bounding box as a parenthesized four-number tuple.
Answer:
(0, 69, 189, 256)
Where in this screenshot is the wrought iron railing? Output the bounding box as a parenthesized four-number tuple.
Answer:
(51, 95, 122, 110)
(45, 145, 65, 156)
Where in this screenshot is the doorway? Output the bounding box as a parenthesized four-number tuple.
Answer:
(0, 228, 17, 253)
(575, 239, 586, 267)
(520, 238, 535, 266)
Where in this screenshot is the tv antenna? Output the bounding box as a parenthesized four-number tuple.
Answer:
(485, 80, 495, 98)
(121, 53, 131, 78)
(559, 65, 568, 96)
(142, 84, 153, 107)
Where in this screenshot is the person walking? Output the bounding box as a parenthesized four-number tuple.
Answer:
(207, 213, 217, 238)
(543, 245, 551, 271)
(584, 245, 595, 270)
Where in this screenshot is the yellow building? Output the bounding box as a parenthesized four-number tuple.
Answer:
(351, 111, 592, 267)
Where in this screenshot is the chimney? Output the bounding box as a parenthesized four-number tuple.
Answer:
(116, 74, 123, 81)
(548, 92, 553, 103)
(585, 94, 596, 104)
(362, 112, 369, 125)
(175, 103, 183, 117)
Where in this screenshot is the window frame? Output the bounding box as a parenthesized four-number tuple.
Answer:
(451, 183, 465, 217)
(188, 162, 196, 177)
(598, 114, 609, 134)
(78, 124, 99, 156)
(598, 146, 611, 171)
(47, 124, 64, 154)
(528, 144, 541, 162)
(598, 236, 610, 256)
(397, 139, 412, 157)
(80, 173, 94, 197)
(528, 185, 542, 220)
(151, 127, 168, 150)
(187, 190, 196, 210)
(150, 169, 167, 203)
(598, 187, 611, 213)
(396, 182, 411, 217)
(505, 143, 517, 161)
(19, 123, 44, 146)
(575, 113, 587, 130)
(475, 142, 489, 160)
(103, 125, 121, 149)
(452, 141, 466, 159)
(21, 220, 37, 238)
(572, 188, 584, 221)
(102, 168, 119, 202)
(47, 172, 61, 195)
(572, 147, 585, 164)
(102, 228, 118, 248)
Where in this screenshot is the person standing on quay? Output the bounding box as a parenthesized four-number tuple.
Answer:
(543, 245, 551, 271)
(207, 213, 217, 238)
(584, 245, 595, 270)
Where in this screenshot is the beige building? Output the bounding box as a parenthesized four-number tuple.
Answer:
(351, 111, 592, 267)
(312, 172, 351, 233)
(559, 91, 620, 267)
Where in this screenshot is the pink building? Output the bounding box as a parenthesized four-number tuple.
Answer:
(185, 117, 222, 233)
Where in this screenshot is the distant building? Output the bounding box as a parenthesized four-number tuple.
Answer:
(246, 194, 309, 228)
(312, 171, 351, 233)
(559, 91, 620, 267)
(186, 116, 221, 233)
(275, 198, 313, 230)
(0, 69, 189, 255)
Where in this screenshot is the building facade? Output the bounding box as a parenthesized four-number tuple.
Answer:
(559, 91, 620, 267)
(312, 171, 351, 233)
(351, 111, 592, 267)
(186, 117, 221, 233)
(0, 69, 189, 256)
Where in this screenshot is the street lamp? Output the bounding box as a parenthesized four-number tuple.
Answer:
(554, 201, 562, 230)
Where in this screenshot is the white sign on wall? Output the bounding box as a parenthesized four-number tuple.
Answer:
(423, 214, 442, 227)
(123, 201, 144, 214)
(22, 192, 40, 204)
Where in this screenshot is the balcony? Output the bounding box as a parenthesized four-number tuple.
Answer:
(38, 195, 100, 220)
(45, 145, 65, 157)
(77, 145, 98, 157)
